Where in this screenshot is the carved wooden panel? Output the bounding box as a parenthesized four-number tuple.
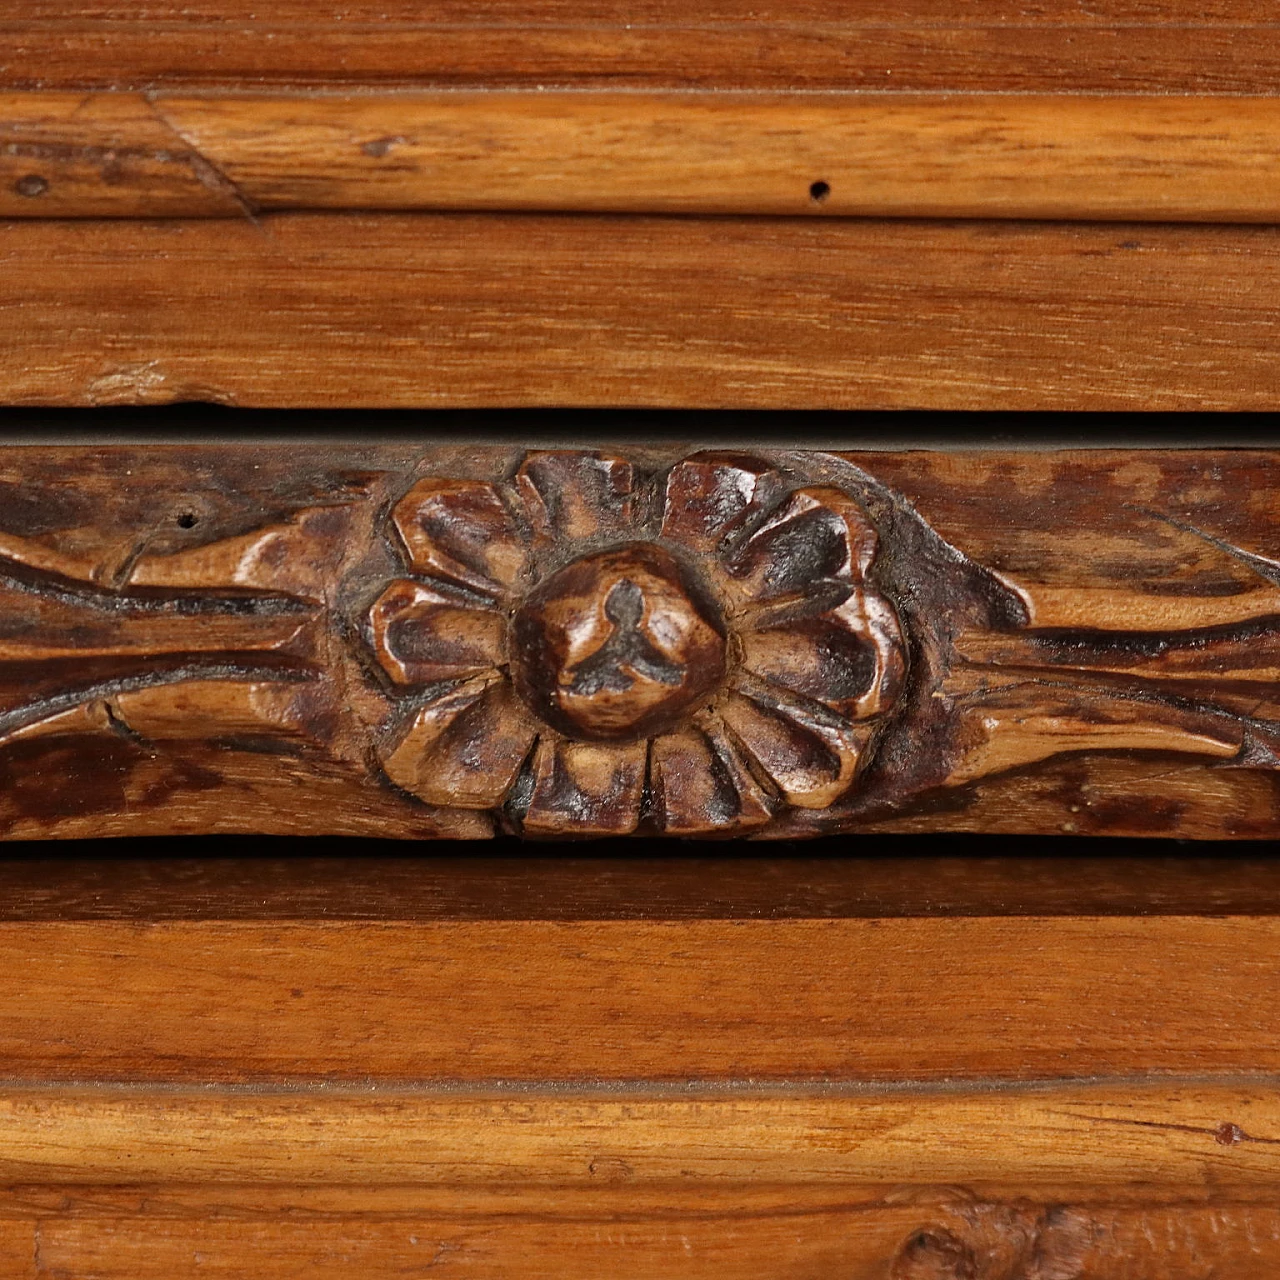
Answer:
(4, 443, 1280, 840)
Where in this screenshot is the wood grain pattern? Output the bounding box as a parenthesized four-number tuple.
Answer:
(9, 1184, 1280, 1279)
(5, 214, 1280, 409)
(12, 91, 1280, 222)
(0, 91, 242, 218)
(1, 916, 1279, 1082)
(0, 1081, 1275, 1186)
(4, 444, 1280, 839)
(6, 1, 1280, 95)
(0, 859, 1277, 1275)
(6, 853, 1280, 920)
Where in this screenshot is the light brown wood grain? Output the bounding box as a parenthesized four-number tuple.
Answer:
(0, 917, 1278, 1082)
(11, 92, 1280, 221)
(0, 91, 241, 218)
(7, 1184, 1280, 1280)
(0, 1082, 1274, 1187)
(5, 214, 1280, 409)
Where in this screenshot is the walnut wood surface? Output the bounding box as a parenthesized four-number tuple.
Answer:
(3, 444, 1280, 840)
(5, 0, 1280, 96)
(6, 216, 1280, 409)
(10, 91, 1280, 222)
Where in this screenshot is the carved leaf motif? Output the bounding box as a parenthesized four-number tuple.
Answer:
(724, 486, 880, 605)
(650, 721, 776, 835)
(718, 687, 866, 809)
(392, 477, 526, 596)
(382, 676, 537, 810)
(660, 452, 784, 554)
(521, 738, 647, 836)
(367, 579, 506, 686)
(516, 451, 634, 545)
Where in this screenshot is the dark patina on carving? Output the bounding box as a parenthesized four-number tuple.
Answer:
(6, 444, 1280, 841)
(366, 450, 906, 836)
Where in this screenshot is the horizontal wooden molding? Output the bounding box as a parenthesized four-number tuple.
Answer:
(5, 446, 1280, 839)
(4, 917, 1280, 1082)
(5, 3, 1280, 96)
(0, 1082, 1276, 1187)
(8, 1181, 1280, 1279)
(4, 214, 1280, 410)
(8, 91, 1280, 221)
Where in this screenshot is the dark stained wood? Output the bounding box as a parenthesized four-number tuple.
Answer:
(6, 1183, 1280, 1279)
(3, 444, 1280, 840)
(6, 215, 1280, 410)
(4, 853, 1280, 920)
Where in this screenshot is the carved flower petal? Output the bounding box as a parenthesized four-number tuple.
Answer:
(742, 589, 906, 720)
(724, 487, 879, 603)
(392, 477, 526, 594)
(521, 738, 646, 836)
(516, 451, 634, 545)
(719, 688, 865, 809)
(650, 718, 775, 835)
(383, 676, 537, 809)
(660, 453, 784, 555)
(368, 579, 505, 685)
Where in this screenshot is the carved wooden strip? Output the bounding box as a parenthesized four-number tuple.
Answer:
(12, 91, 1280, 221)
(1, 917, 1279, 1081)
(2, 444, 1280, 839)
(0, 1081, 1274, 1186)
(7, 216, 1280, 410)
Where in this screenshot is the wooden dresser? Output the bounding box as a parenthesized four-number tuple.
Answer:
(4, 4, 1280, 1276)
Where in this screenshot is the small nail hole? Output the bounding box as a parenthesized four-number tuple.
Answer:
(176, 513, 198, 529)
(809, 180, 830, 203)
(14, 175, 49, 198)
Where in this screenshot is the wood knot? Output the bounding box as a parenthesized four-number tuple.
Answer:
(14, 174, 49, 198)
(891, 1198, 1092, 1280)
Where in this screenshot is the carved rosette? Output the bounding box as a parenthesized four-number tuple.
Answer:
(364, 451, 905, 836)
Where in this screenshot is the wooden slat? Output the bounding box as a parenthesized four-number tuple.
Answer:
(4, 3, 1280, 94)
(4, 854, 1280, 920)
(11, 1184, 1280, 1280)
(10, 92, 1280, 222)
(0, 1082, 1275, 1186)
(1, 917, 1279, 1081)
(4, 213, 1280, 409)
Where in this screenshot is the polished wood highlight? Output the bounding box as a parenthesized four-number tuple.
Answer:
(9, 91, 1280, 222)
(4, 215, 1280, 409)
